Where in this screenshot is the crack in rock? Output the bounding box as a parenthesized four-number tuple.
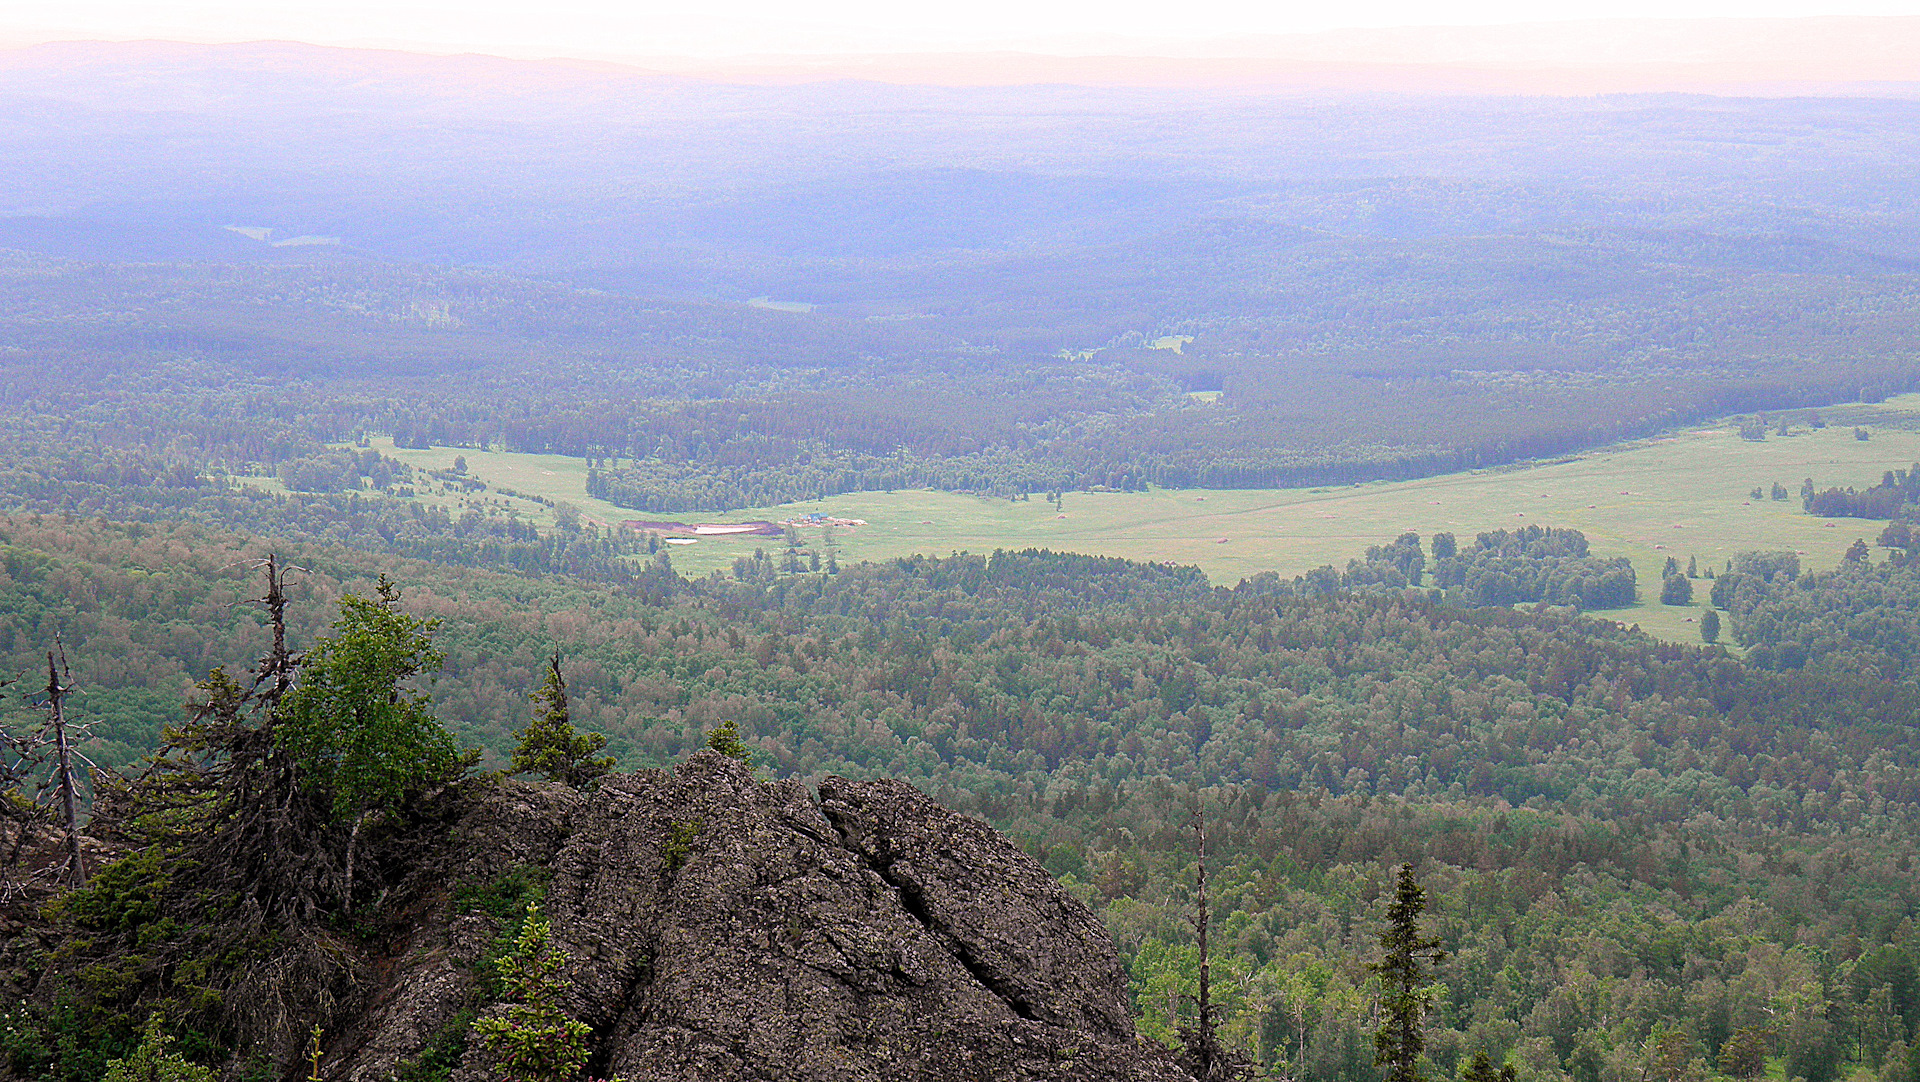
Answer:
(823, 799, 1042, 1022)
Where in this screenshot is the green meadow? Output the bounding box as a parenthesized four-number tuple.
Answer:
(368, 395, 1920, 644)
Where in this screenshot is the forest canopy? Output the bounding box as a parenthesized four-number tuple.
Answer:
(0, 515, 1914, 1082)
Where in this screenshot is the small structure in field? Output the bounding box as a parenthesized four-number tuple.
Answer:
(781, 515, 867, 529)
(623, 519, 785, 538)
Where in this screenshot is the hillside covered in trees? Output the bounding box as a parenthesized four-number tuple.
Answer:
(0, 516, 1914, 1082)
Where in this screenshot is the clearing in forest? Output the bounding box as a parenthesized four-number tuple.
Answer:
(370, 396, 1920, 644)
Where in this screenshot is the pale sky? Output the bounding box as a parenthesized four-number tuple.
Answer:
(2, 0, 1916, 59)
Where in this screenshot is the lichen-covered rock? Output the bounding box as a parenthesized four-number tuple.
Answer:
(331, 754, 1192, 1082)
(818, 775, 1137, 1039)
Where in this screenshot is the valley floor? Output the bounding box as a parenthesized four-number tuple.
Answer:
(368, 395, 1920, 645)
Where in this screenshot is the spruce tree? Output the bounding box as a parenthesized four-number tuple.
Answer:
(1716, 1026, 1768, 1078)
(1460, 1051, 1498, 1082)
(1372, 863, 1447, 1082)
(1661, 575, 1693, 605)
(469, 903, 591, 1082)
(705, 718, 751, 764)
(1460, 1050, 1516, 1082)
(510, 653, 614, 789)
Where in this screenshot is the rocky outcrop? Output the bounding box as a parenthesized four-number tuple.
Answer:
(332, 753, 1192, 1082)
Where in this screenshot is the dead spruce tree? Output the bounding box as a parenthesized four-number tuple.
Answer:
(42, 645, 85, 882)
(1178, 805, 1252, 1081)
(0, 639, 102, 887)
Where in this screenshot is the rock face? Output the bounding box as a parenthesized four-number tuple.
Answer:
(332, 753, 1193, 1082)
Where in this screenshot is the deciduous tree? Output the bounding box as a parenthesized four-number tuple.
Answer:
(274, 576, 466, 906)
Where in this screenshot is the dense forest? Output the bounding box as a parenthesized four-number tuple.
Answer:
(1, 515, 1915, 1082)
(1714, 552, 1920, 681)
(4, 247, 1918, 517)
(9, 56, 1920, 516)
(1802, 465, 1920, 521)
(1427, 529, 1638, 611)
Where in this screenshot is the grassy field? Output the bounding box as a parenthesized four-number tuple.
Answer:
(357, 440, 641, 528)
(367, 396, 1920, 645)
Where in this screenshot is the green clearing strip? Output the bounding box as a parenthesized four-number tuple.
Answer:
(369, 397, 1920, 645)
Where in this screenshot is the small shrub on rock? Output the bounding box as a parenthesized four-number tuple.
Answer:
(102, 1015, 215, 1082)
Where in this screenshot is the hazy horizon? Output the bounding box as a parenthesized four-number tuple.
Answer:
(6, 14, 1920, 96)
(6, 3, 1920, 71)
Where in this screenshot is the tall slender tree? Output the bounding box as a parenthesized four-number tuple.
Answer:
(1373, 863, 1447, 1082)
(1179, 806, 1251, 1080)
(1183, 808, 1222, 1077)
(0, 640, 98, 883)
(43, 647, 83, 883)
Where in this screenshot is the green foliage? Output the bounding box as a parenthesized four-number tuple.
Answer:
(391, 1010, 478, 1082)
(454, 866, 554, 1002)
(453, 865, 552, 925)
(1458, 1050, 1512, 1082)
(703, 719, 750, 764)
(1372, 864, 1446, 1082)
(4, 522, 1920, 1082)
(1429, 527, 1636, 609)
(1641, 1026, 1705, 1082)
(58, 847, 173, 934)
(0, 1001, 61, 1081)
(510, 654, 613, 789)
(662, 819, 702, 875)
(13, 998, 148, 1082)
(101, 1015, 216, 1082)
(12, 860, 225, 1082)
(274, 577, 465, 819)
(467, 904, 591, 1082)
(1660, 574, 1693, 605)
(1699, 608, 1720, 643)
(1726, 556, 1920, 675)
(1717, 1026, 1769, 1079)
